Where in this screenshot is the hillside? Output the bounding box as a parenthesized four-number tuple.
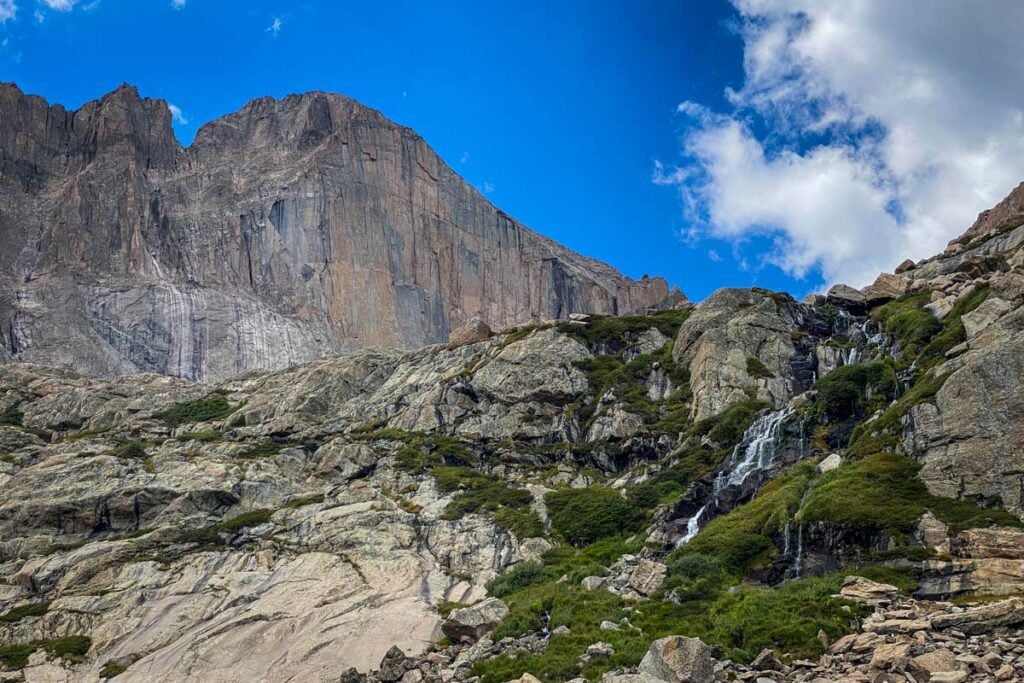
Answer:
(1, 180, 1024, 681)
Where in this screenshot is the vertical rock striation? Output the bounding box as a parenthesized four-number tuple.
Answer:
(0, 83, 673, 381)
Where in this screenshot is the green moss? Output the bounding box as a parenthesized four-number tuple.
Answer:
(0, 601, 50, 623)
(155, 394, 236, 427)
(284, 494, 325, 509)
(107, 439, 147, 460)
(100, 660, 130, 678)
(799, 453, 1022, 536)
(174, 509, 273, 546)
(546, 487, 646, 547)
(746, 357, 775, 379)
(45, 635, 91, 662)
(873, 291, 942, 360)
(846, 370, 949, 457)
(176, 430, 223, 442)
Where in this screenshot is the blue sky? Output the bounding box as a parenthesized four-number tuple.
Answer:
(3, 1, 1022, 299)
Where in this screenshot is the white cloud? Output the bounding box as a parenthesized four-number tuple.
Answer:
(482, 181, 495, 194)
(40, 0, 76, 10)
(266, 16, 281, 35)
(168, 104, 188, 125)
(33, 7, 42, 22)
(0, 0, 15, 22)
(663, 0, 1024, 287)
(459, 151, 469, 164)
(170, 0, 185, 8)
(707, 249, 723, 263)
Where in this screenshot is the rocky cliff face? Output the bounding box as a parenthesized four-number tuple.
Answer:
(0, 83, 674, 382)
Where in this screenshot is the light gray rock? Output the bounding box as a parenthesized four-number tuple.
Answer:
(638, 636, 714, 683)
(817, 453, 842, 473)
(441, 598, 509, 643)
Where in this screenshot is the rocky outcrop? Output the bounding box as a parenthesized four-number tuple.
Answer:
(0, 83, 672, 382)
(672, 289, 817, 420)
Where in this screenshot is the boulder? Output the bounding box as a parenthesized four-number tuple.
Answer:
(911, 648, 959, 677)
(581, 576, 609, 591)
(826, 284, 867, 308)
(441, 598, 509, 643)
(817, 453, 842, 473)
(449, 320, 494, 346)
(930, 597, 1024, 634)
(840, 576, 900, 605)
(862, 273, 909, 304)
(869, 641, 913, 670)
(629, 559, 668, 597)
(961, 296, 1013, 338)
(749, 648, 782, 672)
(378, 646, 411, 683)
(638, 636, 714, 683)
(895, 259, 917, 274)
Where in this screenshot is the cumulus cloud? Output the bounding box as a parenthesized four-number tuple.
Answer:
(40, 0, 76, 9)
(662, 0, 1024, 287)
(0, 0, 15, 22)
(168, 104, 188, 125)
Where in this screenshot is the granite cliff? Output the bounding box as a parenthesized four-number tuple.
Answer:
(0, 83, 674, 382)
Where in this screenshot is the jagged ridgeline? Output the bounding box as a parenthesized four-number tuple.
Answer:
(4, 175, 1024, 682)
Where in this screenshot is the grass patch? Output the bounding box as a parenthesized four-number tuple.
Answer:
(100, 659, 130, 678)
(746, 357, 775, 379)
(174, 509, 273, 546)
(546, 487, 646, 547)
(284, 494, 325, 509)
(799, 452, 1022, 537)
(0, 601, 50, 623)
(238, 440, 285, 459)
(487, 561, 557, 598)
(0, 636, 92, 669)
(155, 394, 236, 428)
(107, 439, 147, 460)
(176, 430, 223, 442)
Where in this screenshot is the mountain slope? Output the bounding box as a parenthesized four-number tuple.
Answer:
(0, 84, 675, 382)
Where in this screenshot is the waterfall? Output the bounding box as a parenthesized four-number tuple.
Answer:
(677, 407, 793, 546)
(844, 346, 859, 366)
(782, 519, 792, 556)
(675, 505, 707, 548)
(714, 407, 794, 494)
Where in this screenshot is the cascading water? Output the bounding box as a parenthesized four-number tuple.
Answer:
(714, 407, 794, 494)
(675, 505, 706, 548)
(675, 407, 793, 546)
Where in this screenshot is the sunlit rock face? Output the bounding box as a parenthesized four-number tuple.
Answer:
(0, 83, 672, 382)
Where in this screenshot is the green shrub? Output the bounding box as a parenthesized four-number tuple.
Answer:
(873, 291, 941, 359)
(0, 404, 23, 427)
(155, 394, 236, 427)
(45, 635, 92, 662)
(546, 487, 646, 546)
(691, 399, 770, 448)
(487, 561, 555, 598)
(0, 642, 37, 669)
(557, 310, 691, 352)
(0, 601, 50, 623)
(493, 508, 545, 538)
(746, 357, 775, 379)
(813, 361, 898, 420)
